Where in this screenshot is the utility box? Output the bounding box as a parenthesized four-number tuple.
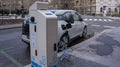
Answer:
(29, 1, 58, 67)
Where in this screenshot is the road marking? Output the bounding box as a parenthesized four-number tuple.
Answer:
(93, 19, 97, 21)
(98, 19, 102, 21)
(91, 24, 100, 27)
(83, 18, 113, 22)
(104, 26, 116, 29)
(108, 19, 112, 21)
(103, 19, 107, 21)
(89, 19, 92, 21)
(84, 18, 88, 21)
(0, 49, 23, 67)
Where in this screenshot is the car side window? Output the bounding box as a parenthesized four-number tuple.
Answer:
(72, 12, 83, 21)
(73, 14, 79, 21)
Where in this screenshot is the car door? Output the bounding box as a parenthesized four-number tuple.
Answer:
(72, 12, 83, 36)
(64, 12, 78, 39)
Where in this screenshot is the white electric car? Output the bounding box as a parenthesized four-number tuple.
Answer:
(21, 10, 87, 51)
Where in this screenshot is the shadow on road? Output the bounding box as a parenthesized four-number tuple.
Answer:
(68, 32, 95, 47)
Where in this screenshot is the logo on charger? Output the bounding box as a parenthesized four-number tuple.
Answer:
(46, 12, 52, 15)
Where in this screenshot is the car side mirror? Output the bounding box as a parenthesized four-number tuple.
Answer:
(66, 24, 72, 29)
(79, 17, 83, 21)
(61, 25, 66, 30)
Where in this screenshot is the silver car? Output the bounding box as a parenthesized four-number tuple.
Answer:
(21, 10, 87, 51)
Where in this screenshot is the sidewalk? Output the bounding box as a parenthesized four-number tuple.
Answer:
(0, 24, 22, 30)
(64, 28, 120, 67)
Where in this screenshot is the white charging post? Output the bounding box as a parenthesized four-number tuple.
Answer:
(29, 1, 58, 67)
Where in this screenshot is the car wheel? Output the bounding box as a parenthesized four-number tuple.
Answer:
(82, 27, 87, 38)
(58, 33, 69, 52)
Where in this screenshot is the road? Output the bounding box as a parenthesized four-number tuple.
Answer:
(82, 15, 120, 34)
(0, 16, 120, 67)
(0, 28, 30, 67)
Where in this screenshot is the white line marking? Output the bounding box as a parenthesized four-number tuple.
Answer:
(93, 19, 97, 21)
(108, 19, 112, 21)
(104, 26, 116, 28)
(103, 19, 107, 21)
(84, 19, 88, 21)
(89, 19, 92, 21)
(98, 19, 102, 21)
(91, 24, 100, 27)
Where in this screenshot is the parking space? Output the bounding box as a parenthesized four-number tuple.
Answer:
(0, 28, 30, 67)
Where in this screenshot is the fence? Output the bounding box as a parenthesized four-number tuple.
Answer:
(0, 19, 23, 25)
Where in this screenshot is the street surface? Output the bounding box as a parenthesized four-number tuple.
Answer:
(0, 15, 120, 67)
(82, 15, 120, 34)
(0, 28, 30, 67)
(66, 28, 120, 67)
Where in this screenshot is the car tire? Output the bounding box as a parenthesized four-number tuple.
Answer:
(82, 27, 87, 38)
(58, 32, 69, 52)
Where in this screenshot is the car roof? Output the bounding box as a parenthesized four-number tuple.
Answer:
(48, 10, 76, 15)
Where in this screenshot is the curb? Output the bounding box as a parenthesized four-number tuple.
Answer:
(58, 29, 112, 56)
(0, 24, 22, 30)
(70, 29, 112, 50)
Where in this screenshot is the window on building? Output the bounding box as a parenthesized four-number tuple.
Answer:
(108, 8, 111, 13)
(115, 8, 118, 12)
(100, 7, 103, 12)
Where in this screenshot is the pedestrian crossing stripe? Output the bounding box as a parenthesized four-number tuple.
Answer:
(84, 19, 113, 22)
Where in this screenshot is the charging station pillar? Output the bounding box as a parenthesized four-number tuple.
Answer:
(29, 1, 58, 67)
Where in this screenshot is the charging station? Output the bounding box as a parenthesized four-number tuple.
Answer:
(29, 1, 58, 67)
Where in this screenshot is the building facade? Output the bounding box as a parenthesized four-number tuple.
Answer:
(0, 0, 44, 14)
(95, 0, 120, 15)
(77, 0, 120, 15)
(50, 0, 75, 9)
(0, 0, 119, 16)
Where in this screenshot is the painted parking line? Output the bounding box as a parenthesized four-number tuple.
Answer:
(0, 49, 23, 67)
(104, 26, 117, 29)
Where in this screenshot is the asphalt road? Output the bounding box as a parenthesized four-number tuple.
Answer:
(0, 28, 30, 67)
(82, 15, 120, 34)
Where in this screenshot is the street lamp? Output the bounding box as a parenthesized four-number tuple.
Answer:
(90, 0, 92, 15)
(9, 0, 12, 15)
(21, 0, 24, 18)
(118, 4, 120, 17)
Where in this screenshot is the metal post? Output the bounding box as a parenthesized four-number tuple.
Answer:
(1, 0, 2, 15)
(90, 0, 92, 15)
(10, 0, 11, 15)
(83, 0, 86, 15)
(21, 0, 24, 18)
(118, 4, 120, 17)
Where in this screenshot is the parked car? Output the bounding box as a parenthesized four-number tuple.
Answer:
(21, 10, 87, 51)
